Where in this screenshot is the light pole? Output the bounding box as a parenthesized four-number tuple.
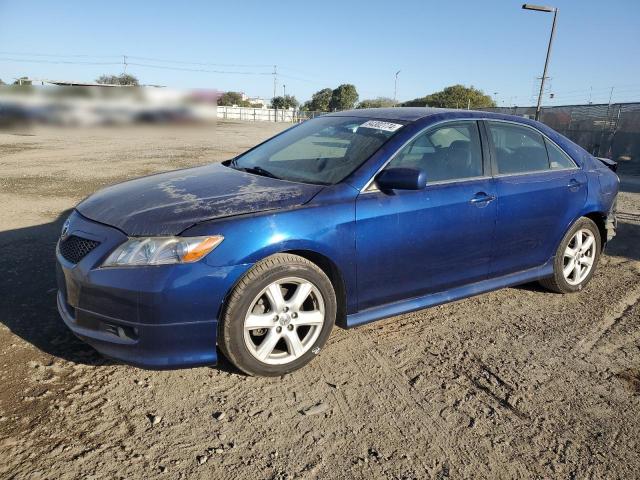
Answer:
(394, 70, 401, 106)
(522, 3, 558, 121)
(283, 84, 286, 98)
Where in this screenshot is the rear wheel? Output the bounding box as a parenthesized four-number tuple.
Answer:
(219, 253, 336, 376)
(539, 217, 601, 293)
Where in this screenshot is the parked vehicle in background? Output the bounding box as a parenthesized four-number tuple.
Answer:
(55, 108, 619, 376)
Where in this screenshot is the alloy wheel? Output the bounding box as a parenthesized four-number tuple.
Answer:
(243, 277, 325, 365)
(562, 228, 596, 286)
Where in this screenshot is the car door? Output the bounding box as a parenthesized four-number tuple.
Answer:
(355, 120, 497, 311)
(485, 120, 587, 277)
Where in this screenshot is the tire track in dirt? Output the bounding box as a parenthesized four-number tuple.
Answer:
(314, 356, 379, 479)
(340, 334, 434, 478)
(349, 328, 469, 477)
(577, 278, 640, 354)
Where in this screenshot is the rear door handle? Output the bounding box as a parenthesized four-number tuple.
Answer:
(469, 192, 496, 206)
(567, 178, 585, 191)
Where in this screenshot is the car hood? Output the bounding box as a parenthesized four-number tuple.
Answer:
(76, 163, 323, 236)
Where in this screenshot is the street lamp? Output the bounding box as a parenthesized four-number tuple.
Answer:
(394, 70, 401, 106)
(522, 3, 558, 121)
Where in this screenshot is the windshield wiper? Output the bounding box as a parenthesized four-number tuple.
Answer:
(237, 165, 280, 180)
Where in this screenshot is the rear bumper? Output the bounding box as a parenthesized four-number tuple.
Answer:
(55, 210, 251, 369)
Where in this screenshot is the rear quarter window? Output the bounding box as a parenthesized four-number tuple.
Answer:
(544, 138, 577, 170)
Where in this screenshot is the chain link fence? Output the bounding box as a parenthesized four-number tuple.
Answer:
(481, 103, 640, 175)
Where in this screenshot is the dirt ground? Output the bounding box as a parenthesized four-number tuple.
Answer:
(0, 121, 639, 480)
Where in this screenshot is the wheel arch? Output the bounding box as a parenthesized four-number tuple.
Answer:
(282, 249, 348, 328)
(582, 211, 607, 248)
(218, 248, 349, 333)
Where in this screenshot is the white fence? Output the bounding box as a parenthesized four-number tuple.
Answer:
(217, 106, 324, 123)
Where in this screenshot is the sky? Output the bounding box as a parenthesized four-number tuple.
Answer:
(1, 0, 639, 106)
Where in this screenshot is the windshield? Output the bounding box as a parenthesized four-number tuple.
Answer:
(229, 116, 405, 185)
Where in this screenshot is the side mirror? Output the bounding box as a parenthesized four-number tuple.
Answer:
(375, 167, 427, 191)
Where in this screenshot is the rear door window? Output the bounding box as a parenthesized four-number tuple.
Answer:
(487, 122, 550, 174)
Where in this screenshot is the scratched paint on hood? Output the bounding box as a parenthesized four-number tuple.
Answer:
(76, 163, 323, 236)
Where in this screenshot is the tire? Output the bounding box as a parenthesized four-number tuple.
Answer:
(539, 217, 601, 294)
(219, 253, 336, 376)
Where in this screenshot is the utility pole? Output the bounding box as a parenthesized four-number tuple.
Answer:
(283, 84, 286, 98)
(272, 65, 277, 100)
(393, 70, 401, 105)
(598, 86, 615, 157)
(123, 55, 128, 74)
(467, 98, 471, 110)
(522, 4, 558, 121)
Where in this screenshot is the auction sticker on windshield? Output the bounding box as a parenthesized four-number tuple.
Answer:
(360, 120, 404, 132)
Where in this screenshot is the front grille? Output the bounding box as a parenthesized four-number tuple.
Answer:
(59, 235, 100, 264)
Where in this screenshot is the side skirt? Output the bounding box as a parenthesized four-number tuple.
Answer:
(345, 259, 554, 328)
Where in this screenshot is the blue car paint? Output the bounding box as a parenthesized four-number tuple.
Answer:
(355, 177, 498, 309)
(490, 168, 588, 277)
(183, 183, 360, 314)
(76, 163, 324, 236)
(56, 108, 619, 369)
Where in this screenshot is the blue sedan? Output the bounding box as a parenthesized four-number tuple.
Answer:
(56, 108, 619, 376)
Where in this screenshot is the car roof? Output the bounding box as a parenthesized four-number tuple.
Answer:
(326, 107, 533, 125)
(327, 107, 447, 122)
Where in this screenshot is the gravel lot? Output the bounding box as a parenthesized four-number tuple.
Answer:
(0, 122, 639, 479)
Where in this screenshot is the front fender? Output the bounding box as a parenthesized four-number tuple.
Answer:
(182, 185, 358, 312)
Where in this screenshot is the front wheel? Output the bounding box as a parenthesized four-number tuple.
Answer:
(539, 217, 601, 294)
(219, 253, 336, 376)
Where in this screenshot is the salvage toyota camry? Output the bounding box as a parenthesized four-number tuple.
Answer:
(56, 108, 619, 376)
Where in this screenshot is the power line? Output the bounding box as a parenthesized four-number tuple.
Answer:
(0, 51, 275, 68)
(0, 57, 121, 66)
(128, 62, 272, 75)
(0, 56, 273, 75)
(0, 51, 121, 59)
(127, 55, 273, 68)
(2, 50, 639, 103)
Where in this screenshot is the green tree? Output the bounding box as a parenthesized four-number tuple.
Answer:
(402, 84, 495, 108)
(357, 97, 396, 109)
(329, 84, 359, 111)
(302, 88, 333, 111)
(270, 95, 299, 109)
(218, 91, 245, 106)
(217, 91, 264, 107)
(95, 73, 139, 86)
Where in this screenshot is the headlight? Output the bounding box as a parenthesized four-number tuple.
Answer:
(102, 235, 224, 267)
